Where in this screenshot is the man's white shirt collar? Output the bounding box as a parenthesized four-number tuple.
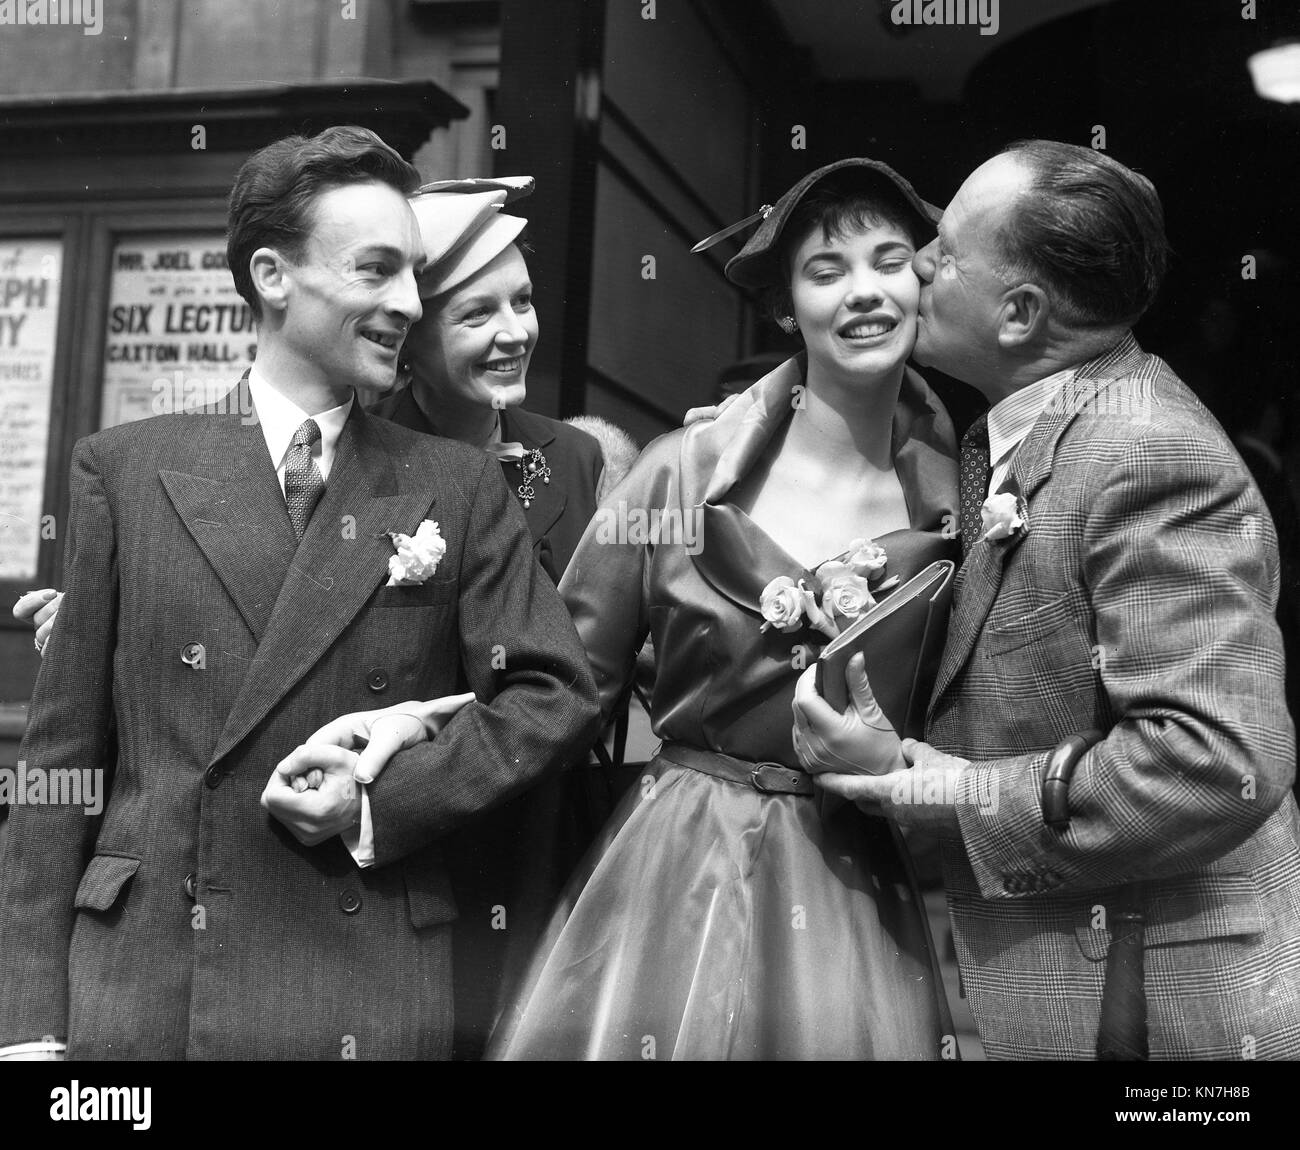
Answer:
(247, 367, 354, 492)
(985, 368, 1073, 497)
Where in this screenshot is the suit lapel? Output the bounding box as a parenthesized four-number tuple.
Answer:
(373, 391, 567, 548)
(159, 378, 297, 640)
(927, 336, 1145, 719)
(500, 407, 567, 545)
(927, 536, 1013, 715)
(208, 406, 437, 767)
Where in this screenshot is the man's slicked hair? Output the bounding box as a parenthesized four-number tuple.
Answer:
(994, 140, 1169, 329)
(227, 125, 421, 320)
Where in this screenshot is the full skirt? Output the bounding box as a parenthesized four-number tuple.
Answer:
(487, 748, 955, 1060)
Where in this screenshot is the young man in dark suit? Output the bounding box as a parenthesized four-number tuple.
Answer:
(0, 126, 599, 1060)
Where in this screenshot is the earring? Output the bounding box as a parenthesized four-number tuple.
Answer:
(777, 315, 799, 335)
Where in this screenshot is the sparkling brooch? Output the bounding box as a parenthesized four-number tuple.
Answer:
(516, 448, 551, 509)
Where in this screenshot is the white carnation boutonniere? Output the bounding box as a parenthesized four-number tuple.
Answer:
(385, 519, 447, 586)
(758, 536, 899, 641)
(979, 492, 1030, 545)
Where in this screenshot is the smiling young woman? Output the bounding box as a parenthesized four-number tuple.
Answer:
(482, 159, 962, 1061)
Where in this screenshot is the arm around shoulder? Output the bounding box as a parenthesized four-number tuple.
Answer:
(558, 429, 681, 719)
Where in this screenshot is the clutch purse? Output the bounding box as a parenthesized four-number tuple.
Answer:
(813, 559, 955, 738)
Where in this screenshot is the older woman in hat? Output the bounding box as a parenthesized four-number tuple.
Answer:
(481, 158, 961, 1059)
(374, 177, 635, 581)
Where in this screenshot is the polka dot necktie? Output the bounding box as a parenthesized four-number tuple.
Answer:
(959, 412, 991, 559)
(284, 418, 325, 540)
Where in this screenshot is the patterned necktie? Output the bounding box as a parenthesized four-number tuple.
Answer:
(284, 418, 325, 540)
(958, 413, 992, 560)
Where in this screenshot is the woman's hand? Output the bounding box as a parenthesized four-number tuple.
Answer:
(305, 692, 477, 784)
(14, 588, 62, 655)
(791, 654, 905, 777)
(682, 392, 739, 427)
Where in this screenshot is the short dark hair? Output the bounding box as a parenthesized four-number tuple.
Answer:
(993, 140, 1169, 328)
(227, 125, 421, 320)
(763, 171, 932, 323)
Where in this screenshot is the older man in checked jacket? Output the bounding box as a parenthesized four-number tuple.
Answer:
(796, 140, 1300, 1060)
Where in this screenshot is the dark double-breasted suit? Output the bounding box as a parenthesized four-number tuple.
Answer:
(368, 384, 607, 1055)
(0, 380, 600, 1059)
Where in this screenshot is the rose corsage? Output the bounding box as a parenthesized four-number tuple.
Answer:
(759, 537, 899, 641)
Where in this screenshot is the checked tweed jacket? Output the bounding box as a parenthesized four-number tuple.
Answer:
(927, 334, 1300, 1060)
(0, 381, 599, 1060)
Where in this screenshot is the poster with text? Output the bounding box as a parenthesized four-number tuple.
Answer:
(100, 234, 256, 428)
(0, 238, 62, 582)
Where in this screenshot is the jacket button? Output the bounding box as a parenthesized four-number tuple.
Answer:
(366, 668, 389, 693)
(181, 641, 204, 666)
(204, 765, 223, 789)
(183, 873, 197, 900)
(338, 889, 363, 915)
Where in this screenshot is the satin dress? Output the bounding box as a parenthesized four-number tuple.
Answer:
(488, 357, 961, 1060)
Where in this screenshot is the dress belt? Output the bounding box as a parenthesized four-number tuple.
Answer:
(657, 741, 815, 796)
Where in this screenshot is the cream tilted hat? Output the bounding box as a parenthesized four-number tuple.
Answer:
(409, 176, 534, 299)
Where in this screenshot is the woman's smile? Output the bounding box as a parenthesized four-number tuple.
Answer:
(788, 219, 919, 381)
(836, 312, 901, 345)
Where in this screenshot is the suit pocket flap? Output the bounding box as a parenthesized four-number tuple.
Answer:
(403, 855, 458, 929)
(74, 855, 141, 912)
(1075, 873, 1264, 958)
(371, 577, 457, 608)
(985, 589, 1083, 656)
(1144, 873, 1264, 945)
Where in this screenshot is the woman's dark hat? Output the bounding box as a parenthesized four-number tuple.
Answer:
(700, 158, 941, 291)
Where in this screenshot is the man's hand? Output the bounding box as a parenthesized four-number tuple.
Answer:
(791, 654, 905, 777)
(14, 589, 62, 655)
(305, 693, 476, 783)
(816, 738, 971, 835)
(261, 745, 363, 847)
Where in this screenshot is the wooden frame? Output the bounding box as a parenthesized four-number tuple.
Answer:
(0, 200, 228, 632)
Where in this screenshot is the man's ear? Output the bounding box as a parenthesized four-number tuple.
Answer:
(250, 247, 289, 315)
(995, 283, 1049, 349)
